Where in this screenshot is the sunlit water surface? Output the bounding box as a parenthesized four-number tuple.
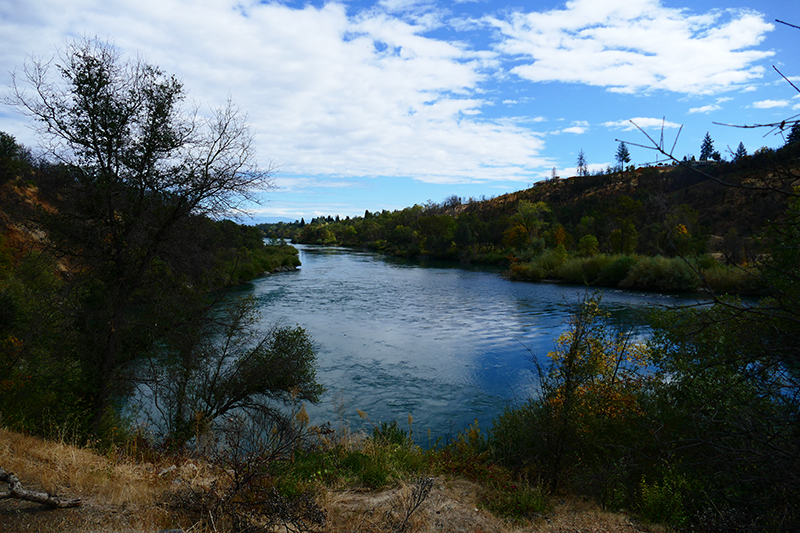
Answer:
(232, 245, 703, 443)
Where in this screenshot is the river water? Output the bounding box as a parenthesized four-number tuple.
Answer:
(233, 245, 701, 444)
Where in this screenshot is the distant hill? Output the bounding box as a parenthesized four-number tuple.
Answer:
(262, 144, 798, 259)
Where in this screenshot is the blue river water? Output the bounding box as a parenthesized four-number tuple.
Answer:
(233, 245, 704, 444)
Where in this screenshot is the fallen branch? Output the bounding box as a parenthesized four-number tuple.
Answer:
(0, 467, 81, 508)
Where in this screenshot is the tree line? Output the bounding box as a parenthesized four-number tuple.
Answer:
(261, 140, 800, 293)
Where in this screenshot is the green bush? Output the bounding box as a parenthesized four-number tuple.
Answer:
(620, 255, 699, 291)
(595, 255, 636, 287)
(638, 474, 688, 528)
(555, 254, 615, 284)
(481, 481, 549, 521)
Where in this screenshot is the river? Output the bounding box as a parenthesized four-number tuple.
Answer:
(232, 245, 703, 444)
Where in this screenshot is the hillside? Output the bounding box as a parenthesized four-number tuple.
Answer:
(260, 146, 799, 293)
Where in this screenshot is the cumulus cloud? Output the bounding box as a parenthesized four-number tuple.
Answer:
(0, 0, 554, 186)
(689, 105, 721, 114)
(752, 99, 789, 109)
(603, 117, 682, 130)
(0, 0, 781, 199)
(486, 0, 774, 95)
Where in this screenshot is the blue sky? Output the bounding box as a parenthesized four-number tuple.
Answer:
(2, 0, 800, 222)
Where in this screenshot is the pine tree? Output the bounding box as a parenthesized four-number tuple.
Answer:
(700, 132, 715, 161)
(615, 141, 631, 170)
(734, 142, 748, 161)
(786, 122, 800, 146)
(576, 149, 588, 177)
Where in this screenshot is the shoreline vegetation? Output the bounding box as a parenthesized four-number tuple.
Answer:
(2, 39, 799, 531)
(258, 147, 800, 295)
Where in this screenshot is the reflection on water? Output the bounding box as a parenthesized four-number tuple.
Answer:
(237, 245, 703, 443)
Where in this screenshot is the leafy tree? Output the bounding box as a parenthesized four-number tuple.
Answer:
(0, 132, 32, 185)
(417, 214, 456, 256)
(699, 132, 715, 161)
(609, 221, 638, 254)
(7, 38, 280, 435)
(513, 200, 551, 242)
(577, 234, 599, 256)
(615, 141, 631, 170)
(141, 296, 322, 449)
(491, 294, 651, 494)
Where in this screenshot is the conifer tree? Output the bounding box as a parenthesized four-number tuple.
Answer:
(699, 132, 715, 161)
(615, 141, 631, 170)
(576, 149, 588, 176)
(786, 122, 800, 146)
(734, 142, 748, 161)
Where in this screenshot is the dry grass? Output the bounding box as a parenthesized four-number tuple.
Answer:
(0, 428, 663, 533)
(0, 428, 183, 532)
(323, 477, 661, 533)
(0, 427, 161, 506)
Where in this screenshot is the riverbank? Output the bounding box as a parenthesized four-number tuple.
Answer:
(0, 427, 661, 533)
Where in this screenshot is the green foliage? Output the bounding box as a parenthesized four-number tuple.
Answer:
(700, 132, 715, 161)
(637, 474, 688, 528)
(481, 481, 549, 522)
(2, 39, 307, 442)
(786, 122, 800, 146)
(554, 254, 616, 284)
(615, 141, 631, 169)
(734, 141, 748, 160)
(142, 295, 323, 449)
(490, 295, 652, 495)
(274, 434, 427, 492)
(608, 221, 638, 254)
(595, 255, 636, 286)
(0, 132, 31, 185)
(619, 255, 699, 292)
(372, 420, 411, 446)
(259, 153, 795, 296)
(577, 234, 599, 256)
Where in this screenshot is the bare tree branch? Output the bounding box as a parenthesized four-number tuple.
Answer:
(0, 467, 81, 508)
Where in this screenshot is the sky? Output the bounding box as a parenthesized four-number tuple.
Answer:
(2, 0, 800, 223)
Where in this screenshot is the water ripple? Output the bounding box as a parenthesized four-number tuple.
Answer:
(239, 245, 704, 443)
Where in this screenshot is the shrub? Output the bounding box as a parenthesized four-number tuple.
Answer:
(620, 255, 699, 291)
(555, 254, 615, 284)
(595, 255, 636, 287)
(481, 481, 549, 522)
(638, 474, 688, 528)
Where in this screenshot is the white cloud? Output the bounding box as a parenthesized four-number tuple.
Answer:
(273, 177, 366, 193)
(689, 104, 721, 114)
(752, 99, 789, 109)
(603, 117, 682, 130)
(486, 0, 774, 95)
(0, 0, 549, 186)
(562, 126, 587, 134)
